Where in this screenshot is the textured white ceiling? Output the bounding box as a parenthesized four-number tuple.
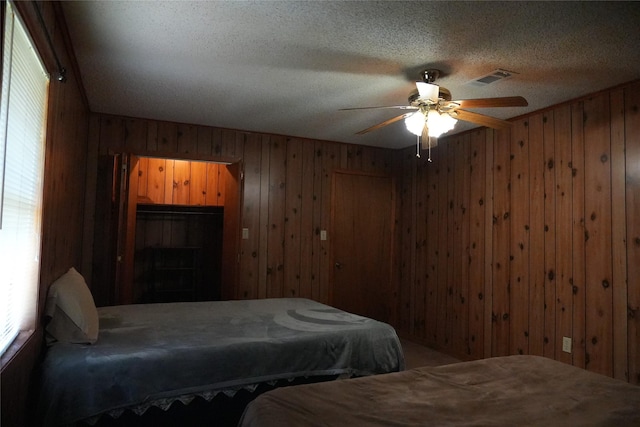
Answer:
(62, 1, 640, 149)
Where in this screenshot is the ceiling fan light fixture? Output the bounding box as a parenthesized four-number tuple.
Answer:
(406, 109, 457, 138)
(426, 110, 457, 137)
(405, 111, 426, 136)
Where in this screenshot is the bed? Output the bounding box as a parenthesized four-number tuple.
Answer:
(36, 268, 404, 426)
(239, 355, 640, 427)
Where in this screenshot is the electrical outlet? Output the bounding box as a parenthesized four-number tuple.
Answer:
(562, 337, 572, 353)
(242, 228, 249, 239)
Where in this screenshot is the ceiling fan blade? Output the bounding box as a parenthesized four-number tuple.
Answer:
(452, 96, 528, 109)
(341, 105, 418, 111)
(453, 109, 512, 130)
(355, 112, 414, 135)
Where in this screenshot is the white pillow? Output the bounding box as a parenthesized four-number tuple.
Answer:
(44, 267, 99, 344)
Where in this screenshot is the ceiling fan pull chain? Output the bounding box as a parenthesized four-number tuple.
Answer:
(428, 138, 432, 163)
(416, 135, 421, 158)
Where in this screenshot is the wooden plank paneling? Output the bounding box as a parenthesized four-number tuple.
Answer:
(459, 134, 471, 357)
(483, 129, 495, 358)
(239, 134, 263, 299)
(99, 116, 124, 154)
(145, 157, 166, 204)
(124, 118, 147, 152)
(163, 159, 175, 205)
(82, 114, 101, 285)
(555, 105, 574, 366)
(510, 118, 530, 356)
(362, 145, 393, 175)
(527, 113, 545, 356)
(445, 140, 455, 350)
(397, 148, 415, 335)
(146, 121, 158, 151)
(204, 163, 220, 206)
(137, 156, 149, 201)
(450, 135, 470, 357)
(626, 81, 640, 384)
(217, 160, 227, 206)
(319, 142, 342, 303)
(311, 141, 324, 302)
(211, 127, 223, 156)
(543, 111, 557, 359)
(189, 161, 207, 206)
(425, 148, 440, 345)
(388, 81, 640, 383)
(135, 157, 222, 207)
(257, 135, 271, 299)
(468, 130, 486, 359)
(284, 138, 303, 297)
(570, 101, 587, 369)
(177, 123, 198, 155)
(436, 143, 449, 348)
(414, 154, 428, 339)
(610, 88, 628, 381)
(196, 126, 213, 156)
(172, 159, 191, 205)
(297, 140, 315, 299)
(158, 122, 178, 152)
(449, 137, 462, 351)
(491, 129, 511, 357)
(583, 93, 613, 376)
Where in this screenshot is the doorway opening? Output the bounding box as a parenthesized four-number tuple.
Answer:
(129, 156, 231, 303)
(99, 154, 241, 307)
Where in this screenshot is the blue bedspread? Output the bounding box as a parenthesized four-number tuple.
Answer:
(37, 298, 404, 425)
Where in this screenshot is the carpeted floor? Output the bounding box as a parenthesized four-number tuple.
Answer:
(400, 338, 461, 369)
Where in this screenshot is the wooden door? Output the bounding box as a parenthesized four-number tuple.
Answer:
(114, 154, 138, 305)
(331, 171, 394, 323)
(90, 153, 121, 306)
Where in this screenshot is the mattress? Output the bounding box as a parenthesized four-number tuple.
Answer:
(36, 298, 404, 426)
(240, 354, 640, 427)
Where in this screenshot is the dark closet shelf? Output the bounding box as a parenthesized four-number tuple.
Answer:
(134, 203, 224, 304)
(149, 246, 200, 302)
(137, 204, 223, 215)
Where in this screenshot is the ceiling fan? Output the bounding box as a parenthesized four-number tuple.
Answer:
(342, 69, 528, 159)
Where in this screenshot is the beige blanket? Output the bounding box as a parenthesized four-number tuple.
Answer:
(240, 355, 640, 426)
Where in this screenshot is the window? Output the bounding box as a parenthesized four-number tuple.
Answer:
(0, 1, 49, 356)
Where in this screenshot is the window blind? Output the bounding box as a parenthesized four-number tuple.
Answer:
(0, 2, 49, 356)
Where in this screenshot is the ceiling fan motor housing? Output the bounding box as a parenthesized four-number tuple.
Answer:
(408, 87, 452, 106)
(421, 69, 440, 83)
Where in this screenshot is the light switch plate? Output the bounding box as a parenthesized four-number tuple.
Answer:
(320, 230, 327, 241)
(562, 337, 572, 353)
(242, 228, 249, 239)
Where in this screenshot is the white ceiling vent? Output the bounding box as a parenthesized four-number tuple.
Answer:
(467, 69, 518, 87)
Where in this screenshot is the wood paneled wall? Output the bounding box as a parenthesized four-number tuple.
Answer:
(87, 115, 395, 308)
(136, 157, 225, 206)
(1, 3, 90, 426)
(395, 81, 640, 384)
